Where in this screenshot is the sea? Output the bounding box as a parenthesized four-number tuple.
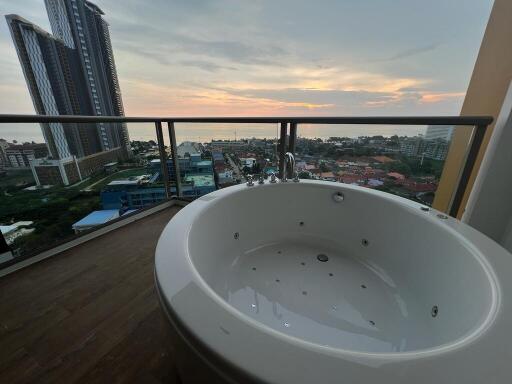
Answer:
(0, 122, 427, 145)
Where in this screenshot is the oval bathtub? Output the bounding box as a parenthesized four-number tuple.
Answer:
(155, 180, 512, 383)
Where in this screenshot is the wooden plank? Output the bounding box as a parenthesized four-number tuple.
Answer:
(77, 309, 179, 384)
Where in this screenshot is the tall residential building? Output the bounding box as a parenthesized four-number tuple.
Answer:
(6, 15, 99, 160)
(424, 125, 454, 141)
(5, 0, 130, 186)
(44, 0, 129, 150)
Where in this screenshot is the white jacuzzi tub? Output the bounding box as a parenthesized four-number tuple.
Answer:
(155, 180, 511, 383)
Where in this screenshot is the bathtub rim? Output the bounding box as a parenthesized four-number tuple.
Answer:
(155, 181, 505, 367)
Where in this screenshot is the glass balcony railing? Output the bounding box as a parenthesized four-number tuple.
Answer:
(0, 114, 492, 271)
(294, 124, 456, 207)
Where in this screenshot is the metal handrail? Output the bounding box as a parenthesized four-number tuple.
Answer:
(0, 113, 494, 217)
(0, 114, 493, 126)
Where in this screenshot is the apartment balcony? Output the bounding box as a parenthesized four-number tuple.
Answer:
(1, 111, 512, 383)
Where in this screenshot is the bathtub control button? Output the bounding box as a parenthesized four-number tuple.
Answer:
(317, 254, 329, 262)
(431, 305, 439, 318)
(333, 192, 344, 202)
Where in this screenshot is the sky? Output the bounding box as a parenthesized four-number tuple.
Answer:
(0, 0, 494, 142)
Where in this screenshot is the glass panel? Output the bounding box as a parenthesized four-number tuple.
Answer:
(171, 123, 280, 195)
(295, 123, 456, 206)
(0, 121, 159, 268)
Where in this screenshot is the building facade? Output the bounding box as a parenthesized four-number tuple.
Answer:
(44, 0, 129, 151)
(424, 125, 454, 141)
(5, 143, 48, 168)
(0, 140, 10, 170)
(400, 137, 450, 161)
(6, 0, 129, 186)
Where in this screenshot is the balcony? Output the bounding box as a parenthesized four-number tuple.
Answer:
(0, 113, 506, 384)
(0, 205, 182, 383)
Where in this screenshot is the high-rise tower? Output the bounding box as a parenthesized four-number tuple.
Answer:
(5, 0, 130, 186)
(44, 0, 129, 151)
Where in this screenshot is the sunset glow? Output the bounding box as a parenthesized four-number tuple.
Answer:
(0, 0, 493, 119)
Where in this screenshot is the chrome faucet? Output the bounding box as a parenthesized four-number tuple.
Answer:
(282, 152, 299, 182)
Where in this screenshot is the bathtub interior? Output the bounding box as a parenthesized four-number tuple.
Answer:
(187, 183, 495, 354)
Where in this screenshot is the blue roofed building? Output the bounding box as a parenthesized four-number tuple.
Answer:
(100, 144, 216, 211)
(72, 210, 120, 233)
(72, 209, 141, 233)
(183, 174, 216, 197)
(149, 158, 214, 179)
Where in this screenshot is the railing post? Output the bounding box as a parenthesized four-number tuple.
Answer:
(167, 121, 182, 197)
(155, 121, 171, 198)
(449, 124, 488, 217)
(278, 122, 287, 179)
(288, 122, 297, 154)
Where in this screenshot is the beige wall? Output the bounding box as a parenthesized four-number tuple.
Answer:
(433, 0, 512, 217)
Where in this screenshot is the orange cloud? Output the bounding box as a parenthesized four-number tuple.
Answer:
(122, 79, 333, 116)
(420, 92, 465, 103)
(120, 63, 462, 116)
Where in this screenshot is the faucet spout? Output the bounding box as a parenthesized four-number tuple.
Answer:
(282, 152, 295, 182)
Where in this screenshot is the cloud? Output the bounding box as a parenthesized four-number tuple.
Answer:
(179, 60, 236, 72)
(420, 92, 465, 103)
(223, 87, 391, 107)
(114, 29, 287, 67)
(379, 43, 440, 62)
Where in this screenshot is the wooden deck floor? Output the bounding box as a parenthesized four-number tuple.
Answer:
(0, 206, 181, 384)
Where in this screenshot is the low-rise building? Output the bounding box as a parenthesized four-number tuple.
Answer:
(0, 221, 34, 244)
(149, 158, 214, 180)
(183, 174, 216, 197)
(210, 140, 247, 152)
(371, 156, 395, 164)
(31, 147, 129, 186)
(101, 172, 216, 211)
(212, 152, 225, 167)
(5, 143, 47, 168)
(72, 210, 121, 233)
(387, 172, 406, 180)
(340, 173, 363, 185)
(216, 167, 235, 186)
(319, 172, 337, 181)
(177, 142, 201, 157)
(240, 158, 257, 168)
(367, 178, 384, 187)
(0, 139, 10, 169)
